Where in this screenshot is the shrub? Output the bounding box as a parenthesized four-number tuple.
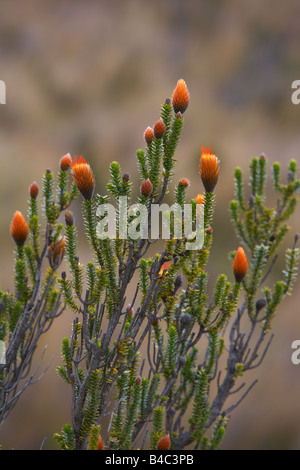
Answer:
(0, 79, 299, 450)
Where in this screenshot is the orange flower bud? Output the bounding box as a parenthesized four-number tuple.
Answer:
(157, 434, 171, 450)
(158, 261, 172, 278)
(199, 146, 220, 193)
(232, 247, 248, 283)
(70, 156, 95, 200)
(172, 79, 189, 114)
(29, 181, 39, 199)
(195, 194, 205, 205)
(144, 126, 154, 145)
(178, 178, 190, 187)
(140, 178, 153, 197)
(59, 153, 72, 171)
(153, 118, 166, 139)
(126, 304, 134, 317)
(96, 435, 105, 450)
(10, 211, 29, 247)
(47, 237, 66, 268)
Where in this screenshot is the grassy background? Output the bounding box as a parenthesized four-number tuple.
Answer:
(0, 0, 300, 449)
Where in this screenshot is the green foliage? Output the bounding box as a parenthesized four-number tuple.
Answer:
(150, 406, 164, 450)
(0, 160, 79, 424)
(189, 369, 210, 445)
(54, 424, 76, 450)
(52, 84, 299, 452)
(80, 369, 102, 441)
(163, 324, 178, 379)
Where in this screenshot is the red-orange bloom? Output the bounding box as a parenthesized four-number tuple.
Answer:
(158, 261, 172, 278)
(153, 118, 166, 139)
(232, 247, 248, 283)
(70, 156, 95, 200)
(144, 126, 154, 145)
(29, 181, 39, 199)
(178, 178, 190, 187)
(10, 211, 29, 247)
(96, 435, 105, 450)
(157, 434, 171, 450)
(199, 146, 220, 193)
(195, 193, 205, 205)
(140, 178, 153, 197)
(172, 79, 189, 114)
(59, 153, 72, 171)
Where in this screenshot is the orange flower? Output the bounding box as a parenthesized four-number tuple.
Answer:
(172, 79, 189, 114)
(153, 118, 166, 139)
(140, 178, 153, 197)
(195, 194, 205, 205)
(47, 237, 66, 268)
(232, 247, 248, 283)
(70, 156, 95, 200)
(29, 181, 39, 199)
(157, 434, 171, 450)
(144, 126, 154, 145)
(59, 153, 72, 171)
(199, 146, 220, 193)
(96, 435, 105, 450)
(158, 261, 172, 278)
(178, 178, 190, 187)
(10, 211, 29, 247)
(126, 304, 134, 318)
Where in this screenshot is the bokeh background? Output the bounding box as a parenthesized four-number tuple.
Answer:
(0, 0, 300, 450)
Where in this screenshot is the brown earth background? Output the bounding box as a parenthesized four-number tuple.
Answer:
(0, 0, 300, 450)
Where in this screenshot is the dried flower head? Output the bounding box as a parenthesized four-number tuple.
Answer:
(122, 172, 130, 183)
(157, 434, 171, 450)
(48, 237, 66, 268)
(29, 181, 39, 199)
(135, 375, 142, 386)
(144, 126, 154, 146)
(10, 211, 29, 247)
(232, 247, 248, 283)
(59, 153, 72, 171)
(70, 156, 95, 200)
(140, 178, 153, 197)
(199, 146, 220, 193)
(153, 118, 166, 139)
(172, 79, 189, 114)
(178, 178, 190, 187)
(65, 210, 74, 226)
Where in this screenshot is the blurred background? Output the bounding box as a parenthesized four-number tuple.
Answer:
(0, 0, 300, 450)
